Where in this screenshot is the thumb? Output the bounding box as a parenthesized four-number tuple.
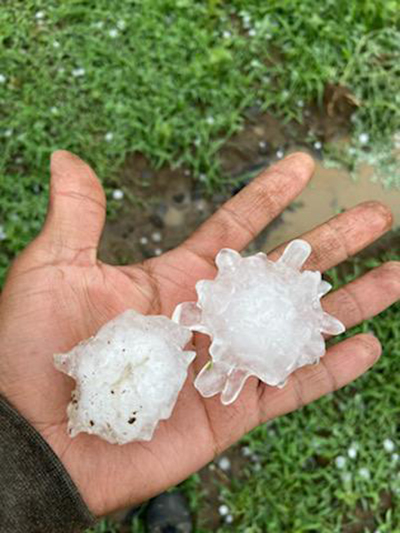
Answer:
(40, 150, 106, 264)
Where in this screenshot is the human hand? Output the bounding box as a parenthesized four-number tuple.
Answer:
(0, 151, 398, 516)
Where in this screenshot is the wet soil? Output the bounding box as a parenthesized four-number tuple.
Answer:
(99, 110, 399, 267)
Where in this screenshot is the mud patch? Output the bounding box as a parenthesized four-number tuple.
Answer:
(99, 111, 399, 267)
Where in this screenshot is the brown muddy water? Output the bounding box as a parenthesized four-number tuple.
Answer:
(100, 154, 400, 266)
(261, 160, 400, 253)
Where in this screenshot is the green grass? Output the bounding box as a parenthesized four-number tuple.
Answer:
(1, 0, 400, 283)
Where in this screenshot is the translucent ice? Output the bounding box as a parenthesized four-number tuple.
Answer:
(173, 240, 345, 405)
(54, 310, 195, 444)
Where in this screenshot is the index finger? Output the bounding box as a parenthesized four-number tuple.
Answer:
(181, 152, 314, 262)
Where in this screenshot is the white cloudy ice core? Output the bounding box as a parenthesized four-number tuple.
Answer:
(54, 310, 195, 444)
(173, 240, 345, 405)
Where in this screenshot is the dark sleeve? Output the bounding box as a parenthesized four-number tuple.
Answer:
(0, 395, 96, 533)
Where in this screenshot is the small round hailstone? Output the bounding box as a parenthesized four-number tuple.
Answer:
(314, 141, 322, 150)
(105, 132, 114, 142)
(35, 11, 45, 19)
(341, 472, 352, 483)
(54, 310, 195, 444)
(151, 231, 162, 243)
(276, 149, 284, 159)
(0, 226, 6, 241)
(173, 240, 344, 405)
(0, 74, 6, 84)
(139, 236, 149, 245)
(109, 28, 119, 38)
(154, 248, 162, 257)
(112, 189, 124, 200)
(348, 446, 357, 459)
(383, 438, 395, 453)
(392, 453, 399, 462)
(222, 30, 232, 39)
(217, 456, 231, 471)
(242, 446, 252, 457)
(72, 67, 85, 77)
(358, 467, 371, 480)
(225, 515, 233, 524)
(358, 132, 369, 145)
(53, 41, 60, 48)
(335, 456, 347, 469)
(218, 505, 229, 517)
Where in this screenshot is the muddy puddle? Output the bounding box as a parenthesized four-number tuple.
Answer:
(261, 160, 400, 253)
(100, 125, 399, 266)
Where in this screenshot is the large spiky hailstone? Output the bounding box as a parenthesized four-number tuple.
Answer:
(173, 240, 345, 406)
(54, 310, 195, 444)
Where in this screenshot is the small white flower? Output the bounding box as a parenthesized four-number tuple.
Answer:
(383, 438, 395, 453)
(53, 41, 60, 49)
(358, 467, 370, 480)
(335, 456, 346, 469)
(218, 504, 229, 517)
(206, 116, 215, 125)
(154, 248, 162, 256)
(222, 30, 232, 39)
(117, 20, 126, 30)
(313, 141, 322, 150)
(104, 132, 114, 142)
(276, 149, 284, 159)
(72, 67, 85, 77)
(348, 446, 357, 459)
(35, 11, 45, 20)
(217, 456, 231, 471)
(108, 28, 119, 38)
(112, 189, 124, 200)
(0, 74, 6, 84)
(139, 236, 149, 245)
(248, 29, 256, 37)
(0, 226, 6, 241)
(225, 514, 233, 524)
(151, 231, 162, 243)
(358, 133, 369, 145)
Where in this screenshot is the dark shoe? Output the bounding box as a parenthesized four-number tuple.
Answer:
(145, 491, 193, 533)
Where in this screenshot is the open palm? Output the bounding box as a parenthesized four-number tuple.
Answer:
(0, 151, 398, 517)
